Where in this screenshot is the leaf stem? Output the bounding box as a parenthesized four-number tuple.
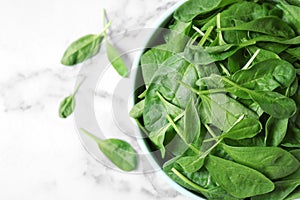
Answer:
(177, 79, 227, 95)
(216, 13, 226, 45)
(138, 89, 147, 99)
(198, 88, 227, 95)
(203, 137, 219, 143)
(102, 8, 108, 38)
(174, 112, 185, 122)
(171, 168, 209, 193)
(242, 49, 260, 70)
(221, 76, 251, 93)
(134, 119, 149, 136)
(166, 114, 200, 154)
(80, 128, 103, 144)
(72, 77, 86, 97)
(192, 25, 214, 42)
(199, 26, 214, 46)
(176, 80, 200, 95)
(98, 21, 112, 38)
(199, 139, 222, 159)
(204, 124, 217, 138)
(218, 63, 230, 77)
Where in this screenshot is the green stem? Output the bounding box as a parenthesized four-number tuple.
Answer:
(198, 88, 227, 95)
(204, 124, 217, 138)
(203, 137, 219, 143)
(166, 114, 200, 154)
(80, 128, 103, 144)
(216, 13, 226, 45)
(72, 78, 86, 97)
(102, 9, 108, 38)
(138, 89, 147, 99)
(174, 112, 185, 122)
(177, 79, 228, 96)
(242, 49, 260, 70)
(98, 21, 112, 38)
(134, 119, 149, 135)
(192, 25, 214, 42)
(171, 168, 209, 193)
(156, 91, 176, 109)
(239, 39, 257, 48)
(218, 63, 230, 77)
(177, 80, 200, 95)
(221, 76, 250, 93)
(199, 26, 214, 46)
(199, 139, 222, 159)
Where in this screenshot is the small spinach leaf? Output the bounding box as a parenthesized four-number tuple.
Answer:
(81, 129, 137, 171)
(106, 41, 128, 77)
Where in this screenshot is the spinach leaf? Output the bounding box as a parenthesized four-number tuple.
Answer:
(193, 74, 297, 118)
(149, 124, 170, 158)
(278, 2, 300, 34)
(199, 93, 257, 132)
(183, 97, 201, 145)
(164, 20, 192, 53)
(174, 0, 238, 23)
(163, 157, 212, 193)
(252, 168, 300, 200)
(61, 22, 111, 66)
(282, 125, 300, 148)
(176, 156, 205, 173)
(106, 41, 128, 77)
(143, 54, 198, 132)
(129, 99, 145, 119)
(286, 47, 300, 60)
(231, 59, 296, 91)
(222, 76, 297, 118)
(252, 179, 300, 200)
(205, 155, 274, 198)
(59, 80, 83, 118)
(61, 34, 103, 66)
(248, 91, 296, 119)
(265, 116, 288, 146)
(222, 145, 300, 179)
(59, 95, 75, 118)
(141, 45, 173, 86)
(81, 129, 137, 171)
(220, 17, 295, 38)
(167, 166, 239, 199)
(220, 118, 262, 140)
(201, 1, 267, 32)
(184, 40, 256, 65)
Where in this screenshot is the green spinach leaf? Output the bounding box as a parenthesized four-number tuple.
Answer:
(222, 145, 300, 179)
(205, 155, 274, 198)
(81, 129, 137, 171)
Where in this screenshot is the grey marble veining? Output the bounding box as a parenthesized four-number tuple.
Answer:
(0, 0, 191, 199)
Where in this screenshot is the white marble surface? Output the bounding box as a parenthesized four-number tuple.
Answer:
(0, 0, 192, 199)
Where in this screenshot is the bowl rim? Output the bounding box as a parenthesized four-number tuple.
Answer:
(130, 1, 205, 199)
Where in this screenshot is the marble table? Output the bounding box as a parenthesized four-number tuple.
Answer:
(0, 0, 191, 199)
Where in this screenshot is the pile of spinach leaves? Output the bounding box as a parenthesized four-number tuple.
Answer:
(131, 0, 300, 199)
